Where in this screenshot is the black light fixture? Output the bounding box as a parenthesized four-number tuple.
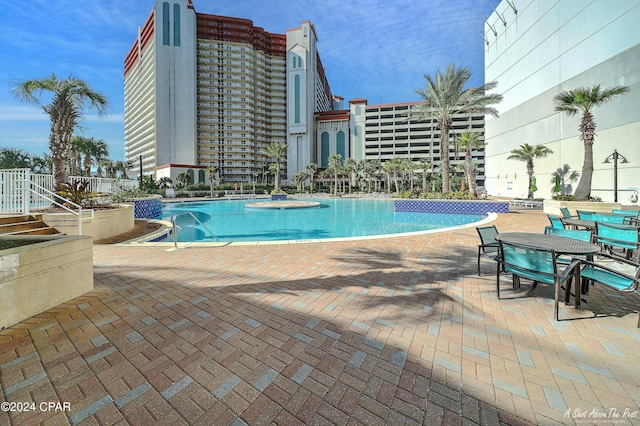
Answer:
(603, 150, 629, 202)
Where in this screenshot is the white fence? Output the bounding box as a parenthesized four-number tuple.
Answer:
(0, 169, 137, 214)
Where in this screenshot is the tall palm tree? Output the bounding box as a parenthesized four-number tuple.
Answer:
(507, 143, 553, 199)
(305, 163, 318, 193)
(327, 154, 342, 196)
(205, 164, 220, 197)
(12, 74, 108, 188)
(458, 132, 485, 197)
(343, 158, 358, 193)
(0, 148, 31, 169)
(382, 158, 403, 193)
(70, 136, 88, 175)
(413, 64, 502, 193)
(31, 154, 52, 174)
(553, 84, 629, 200)
(417, 158, 431, 193)
(260, 141, 289, 191)
(84, 138, 109, 177)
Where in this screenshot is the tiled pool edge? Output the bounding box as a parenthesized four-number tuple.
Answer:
(394, 199, 510, 215)
(115, 213, 498, 247)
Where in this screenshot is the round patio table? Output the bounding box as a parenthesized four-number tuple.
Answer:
(495, 232, 601, 304)
(495, 232, 600, 255)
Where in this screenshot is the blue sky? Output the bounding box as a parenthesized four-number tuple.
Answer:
(0, 0, 495, 161)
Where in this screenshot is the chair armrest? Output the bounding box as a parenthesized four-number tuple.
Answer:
(580, 254, 640, 281)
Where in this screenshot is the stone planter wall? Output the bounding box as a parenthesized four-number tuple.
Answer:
(0, 235, 93, 329)
(42, 204, 134, 241)
(543, 199, 621, 216)
(395, 199, 510, 215)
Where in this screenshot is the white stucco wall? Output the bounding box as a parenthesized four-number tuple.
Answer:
(484, 0, 640, 203)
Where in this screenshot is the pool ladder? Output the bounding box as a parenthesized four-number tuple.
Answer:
(171, 211, 218, 248)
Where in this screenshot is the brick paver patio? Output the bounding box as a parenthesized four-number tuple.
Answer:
(1, 210, 639, 425)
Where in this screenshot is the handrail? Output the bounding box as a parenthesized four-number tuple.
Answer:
(20, 180, 94, 235)
(172, 211, 218, 248)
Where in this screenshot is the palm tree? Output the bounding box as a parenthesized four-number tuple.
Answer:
(417, 158, 431, 193)
(0, 148, 31, 169)
(553, 84, 629, 200)
(205, 164, 220, 197)
(507, 143, 553, 199)
(382, 158, 403, 193)
(306, 163, 318, 193)
(70, 136, 88, 175)
(31, 154, 52, 174)
(261, 142, 289, 191)
(458, 132, 485, 197)
(292, 171, 309, 193)
(327, 154, 342, 196)
(343, 158, 358, 193)
(413, 64, 502, 193)
(82, 138, 109, 177)
(12, 74, 108, 188)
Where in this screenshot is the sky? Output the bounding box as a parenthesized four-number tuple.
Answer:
(0, 0, 496, 161)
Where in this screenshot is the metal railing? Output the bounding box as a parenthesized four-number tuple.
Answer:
(21, 180, 93, 235)
(171, 211, 218, 248)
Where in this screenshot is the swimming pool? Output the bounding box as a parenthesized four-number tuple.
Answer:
(160, 198, 487, 243)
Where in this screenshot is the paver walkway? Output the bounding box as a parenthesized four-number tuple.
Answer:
(1, 210, 639, 425)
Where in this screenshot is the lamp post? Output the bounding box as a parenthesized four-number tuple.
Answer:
(603, 150, 628, 202)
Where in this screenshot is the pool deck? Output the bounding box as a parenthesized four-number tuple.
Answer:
(1, 210, 639, 425)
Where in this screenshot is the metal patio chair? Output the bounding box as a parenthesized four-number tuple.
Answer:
(476, 225, 500, 276)
(496, 241, 581, 321)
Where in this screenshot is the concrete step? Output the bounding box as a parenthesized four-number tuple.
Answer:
(0, 215, 60, 236)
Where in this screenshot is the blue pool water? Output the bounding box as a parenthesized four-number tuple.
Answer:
(161, 198, 485, 243)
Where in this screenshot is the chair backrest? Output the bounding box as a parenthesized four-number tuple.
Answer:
(577, 210, 594, 220)
(476, 225, 499, 254)
(500, 242, 557, 284)
(594, 222, 640, 249)
(560, 207, 572, 218)
(592, 213, 626, 224)
(547, 214, 565, 229)
(612, 209, 639, 217)
(544, 226, 592, 242)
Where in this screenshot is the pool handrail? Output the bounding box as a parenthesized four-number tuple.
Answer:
(172, 211, 218, 248)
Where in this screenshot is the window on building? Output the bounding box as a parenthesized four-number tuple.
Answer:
(321, 132, 329, 168)
(162, 2, 170, 46)
(294, 75, 301, 123)
(173, 3, 180, 46)
(337, 131, 346, 160)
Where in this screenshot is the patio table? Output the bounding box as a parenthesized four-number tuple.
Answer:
(495, 232, 600, 255)
(495, 232, 601, 304)
(562, 219, 596, 230)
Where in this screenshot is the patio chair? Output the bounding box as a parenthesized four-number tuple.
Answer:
(547, 214, 565, 229)
(592, 213, 627, 224)
(579, 253, 640, 327)
(611, 209, 639, 225)
(496, 241, 581, 321)
(577, 210, 595, 220)
(594, 222, 640, 261)
(560, 207, 575, 218)
(476, 225, 500, 276)
(544, 226, 592, 242)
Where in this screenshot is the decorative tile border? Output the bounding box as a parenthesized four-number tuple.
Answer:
(133, 198, 162, 218)
(271, 194, 287, 201)
(394, 200, 509, 215)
